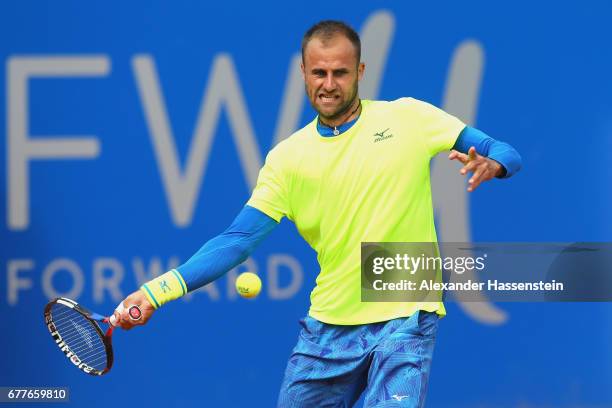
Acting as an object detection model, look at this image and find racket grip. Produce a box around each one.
[109,303,143,326]
[109,303,125,327]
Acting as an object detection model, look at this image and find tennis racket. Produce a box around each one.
[44,297,142,376]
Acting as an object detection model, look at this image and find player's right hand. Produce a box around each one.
[112,289,156,330]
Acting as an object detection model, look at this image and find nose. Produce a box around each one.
[323,73,335,92]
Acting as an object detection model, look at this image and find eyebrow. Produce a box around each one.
[310,68,350,74]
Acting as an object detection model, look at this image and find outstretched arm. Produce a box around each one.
[449,126,522,192]
[113,205,278,329]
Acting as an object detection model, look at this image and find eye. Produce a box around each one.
[334,70,348,77]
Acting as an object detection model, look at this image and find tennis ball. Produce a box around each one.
[235,272,262,299]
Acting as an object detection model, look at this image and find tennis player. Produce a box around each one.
[114,20,521,407]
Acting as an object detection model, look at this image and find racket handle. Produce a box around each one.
[109,303,143,326]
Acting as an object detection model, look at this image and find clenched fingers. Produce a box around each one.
[112,290,155,330]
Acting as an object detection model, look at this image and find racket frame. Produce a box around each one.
[44,297,114,376]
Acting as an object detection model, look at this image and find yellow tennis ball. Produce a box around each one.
[235,272,262,299]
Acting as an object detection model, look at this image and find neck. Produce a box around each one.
[319,98,361,128]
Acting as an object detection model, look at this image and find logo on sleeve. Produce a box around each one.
[373,128,393,142]
[159,280,171,293]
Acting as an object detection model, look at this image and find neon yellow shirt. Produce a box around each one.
[247,98,465,325]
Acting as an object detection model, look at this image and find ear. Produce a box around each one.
[357,62,365,81]
[300,62,305,80]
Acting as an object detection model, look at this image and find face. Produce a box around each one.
[301,35,365,122]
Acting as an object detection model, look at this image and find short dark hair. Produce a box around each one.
[301,20,361,65]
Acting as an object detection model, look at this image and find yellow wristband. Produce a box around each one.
[140,269,188,309]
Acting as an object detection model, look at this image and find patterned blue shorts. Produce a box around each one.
[277,310,439,408]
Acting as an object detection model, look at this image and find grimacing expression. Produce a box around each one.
[301,35,365,121]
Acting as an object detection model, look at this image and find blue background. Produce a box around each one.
[1,1,611,407]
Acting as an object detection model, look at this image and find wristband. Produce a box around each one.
[140,269,188,309]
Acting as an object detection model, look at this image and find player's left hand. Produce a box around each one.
[449,146,504,192]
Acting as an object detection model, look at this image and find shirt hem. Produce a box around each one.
[308,303,446,326]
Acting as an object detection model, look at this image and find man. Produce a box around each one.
[114,20,521,407]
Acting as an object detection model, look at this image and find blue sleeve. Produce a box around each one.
[452,126,522,178]
[176,205,278,291]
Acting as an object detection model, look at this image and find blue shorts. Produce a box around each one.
[277,310,439,408]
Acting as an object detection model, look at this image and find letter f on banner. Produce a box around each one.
[7,56,108,230]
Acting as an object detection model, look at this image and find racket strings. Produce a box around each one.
[50,304,108,371]
[52,309,102,349]
[53,319,98,349]
[52,320,103,357]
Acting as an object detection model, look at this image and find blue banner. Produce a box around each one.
[1,1,611,407]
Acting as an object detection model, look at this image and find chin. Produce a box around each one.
[316,105,340,119]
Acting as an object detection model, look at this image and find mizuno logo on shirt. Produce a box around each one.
[374,128,393,142]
